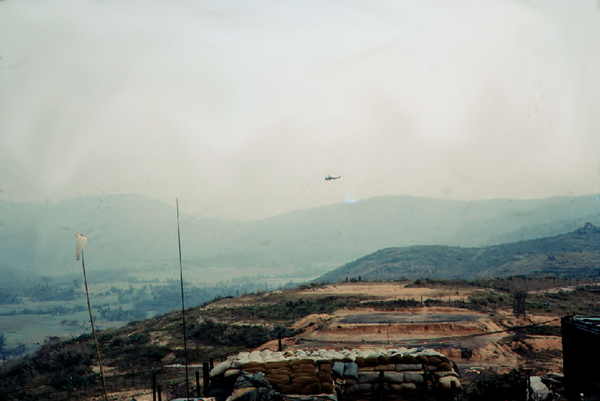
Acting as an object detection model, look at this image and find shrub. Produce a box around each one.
[461,368,529,401]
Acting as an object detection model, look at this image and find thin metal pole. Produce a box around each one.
[82,251,108,401]
[177,199,190,400]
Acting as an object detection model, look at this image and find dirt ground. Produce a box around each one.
[85,282,564,401]
[202,282,564,377]
[305,282,473,301]
[284,283,564,376]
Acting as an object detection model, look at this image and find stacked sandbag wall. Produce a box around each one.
[208,348,461,401]
[336,349,461,401]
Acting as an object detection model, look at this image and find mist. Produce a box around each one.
[0,0,599,220]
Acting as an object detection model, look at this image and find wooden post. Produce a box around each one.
[203,362,210,397]
[379,370,385,401]
[210,357,214,370]
[157,384,163,401]
[451,378,457,401]
[196,370,201,398]
[278,331,283,351]
[153,373,157,401]
[422,364,429,401]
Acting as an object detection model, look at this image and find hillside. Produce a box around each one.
[316,223,600,282]
[2,278,599,400]
[2,194,600,285]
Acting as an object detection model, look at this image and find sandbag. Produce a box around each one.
[243,362,266,368]
[383,372,404,384]
[404,372,424,384]
[211,360,233,378]
[439,376,462,391]
[437,362,452,372]
[265,374,291,383]
[434,371,459,379]
[332,361,345,378]
[291,372,318,380]
[225,369,242,378]
[290,359,315,367]
[303,382,321,395]
[428,356,442,366]
[322,382,334,394]
[401,355,418,364]
[291,366,317,374]
[365,356,379,366]
[345,383,375,395]
[267,361,291,369]
[279,383,308,394]
[399,383,418,392]
[395,364,422,372]
[378,356,390,365]
[344,363,359,381]
[390,355,404,364]
[318,372,333,382]
[291,376,320,386]
[358,373,380,384]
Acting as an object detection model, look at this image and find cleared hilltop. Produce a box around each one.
[2,277,598,400]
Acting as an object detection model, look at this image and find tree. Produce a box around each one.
[513,291,527,318]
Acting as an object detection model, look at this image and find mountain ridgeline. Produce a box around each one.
[2,194,600,284]
[316,223,600,282]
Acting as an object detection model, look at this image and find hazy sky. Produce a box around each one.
[0,0,599,220]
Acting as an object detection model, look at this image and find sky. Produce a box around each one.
[0,0,599,220]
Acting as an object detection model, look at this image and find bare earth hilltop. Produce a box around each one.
[2,277,592,400]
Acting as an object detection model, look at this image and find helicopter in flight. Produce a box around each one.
[325,175,341,181]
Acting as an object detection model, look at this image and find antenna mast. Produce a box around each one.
[177,199,190,400]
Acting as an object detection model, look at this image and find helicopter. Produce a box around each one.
[325,175,341,181]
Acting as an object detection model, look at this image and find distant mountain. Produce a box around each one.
[1,194,600,284]
[315,223,600,282]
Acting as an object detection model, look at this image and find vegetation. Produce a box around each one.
[0,337,96,399]
[317,223,600,282]
[203,295,358,322]
[189,319,296,348]
[461,368,530,401]
[2,272,595,400]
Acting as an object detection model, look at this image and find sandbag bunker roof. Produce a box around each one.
[208,348,462,401]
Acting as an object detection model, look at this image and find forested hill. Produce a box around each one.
[316,223,600,282]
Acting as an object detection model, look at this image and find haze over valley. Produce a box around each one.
[1,1,600,398]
